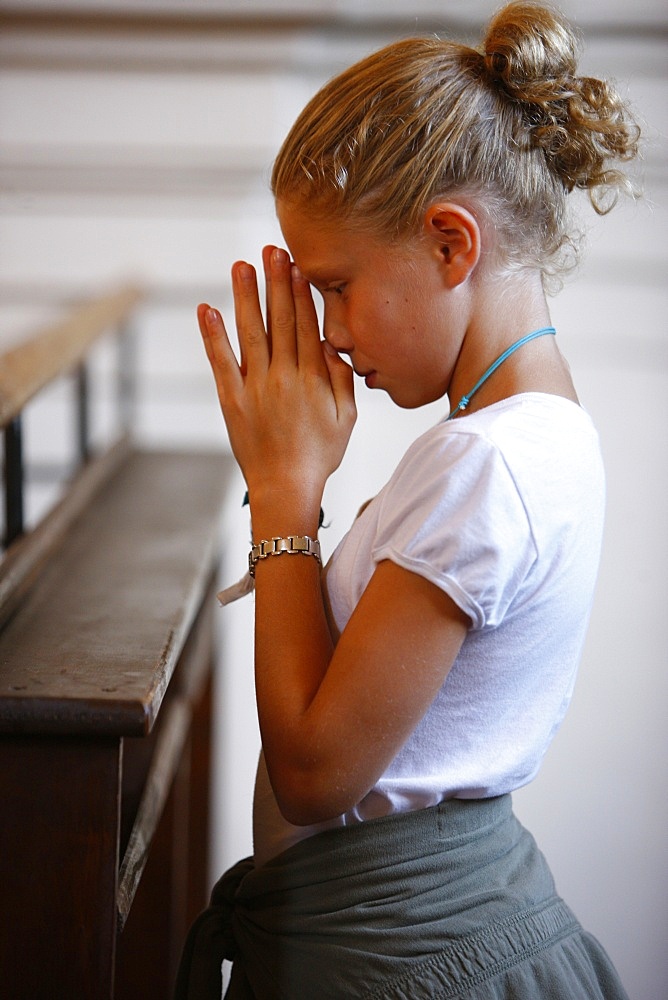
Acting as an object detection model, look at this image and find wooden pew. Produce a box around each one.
[0,289,232,999]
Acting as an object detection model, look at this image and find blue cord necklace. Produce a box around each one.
[446,326,556,421]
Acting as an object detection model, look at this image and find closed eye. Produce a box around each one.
[325,284,346,296]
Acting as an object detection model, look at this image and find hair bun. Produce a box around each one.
[482,1,639,200]
[483,1,579,101]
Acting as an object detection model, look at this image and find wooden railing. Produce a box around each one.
[0,288,231,999]
[0,285,142,428]
[1,285,143,549]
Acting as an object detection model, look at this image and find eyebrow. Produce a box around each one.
[298,271,335,292]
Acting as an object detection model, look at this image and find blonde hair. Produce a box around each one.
[271,1,640,282]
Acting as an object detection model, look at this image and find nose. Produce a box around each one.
[323,309,354,356]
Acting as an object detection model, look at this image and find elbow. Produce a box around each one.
[270,764,363,827]
[277,797,337,828]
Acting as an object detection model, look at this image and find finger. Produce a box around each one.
[266,247,298,365]
[262,245,275,354]
[196,301,224,371]
[322,341,357,425]
[197,302,243,402]
[290,265,326,370]
[231,261,269,376]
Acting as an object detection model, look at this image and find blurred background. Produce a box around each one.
[0,2,665,997]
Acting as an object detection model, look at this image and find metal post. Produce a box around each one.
[3,415,24,548]
[75,362,91,464]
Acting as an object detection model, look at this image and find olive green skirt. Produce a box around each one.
[175,795,628,1000]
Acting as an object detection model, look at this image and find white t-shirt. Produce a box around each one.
[253,394,605,865]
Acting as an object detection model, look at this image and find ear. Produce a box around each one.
[423,203,481,288]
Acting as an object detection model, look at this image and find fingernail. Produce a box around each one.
[272,248,288,266]
[206,308,219,326]
[323,341,337,356]
[291,264,305,283]
[237,262,253,281]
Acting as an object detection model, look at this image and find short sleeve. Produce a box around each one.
[371,428,537,629]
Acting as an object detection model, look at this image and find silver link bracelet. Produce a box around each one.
[248,535,321,577]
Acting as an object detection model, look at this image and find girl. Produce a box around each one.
[177,3,639,997]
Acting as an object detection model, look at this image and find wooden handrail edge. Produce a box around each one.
[0,284,145,428]
[116,695,192,928]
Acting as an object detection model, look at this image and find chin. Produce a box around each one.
[387,387,447,410]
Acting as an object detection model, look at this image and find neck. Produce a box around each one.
[447,274,555,416]
[446,327,556,420]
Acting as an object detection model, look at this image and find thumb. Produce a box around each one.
[322,341,357,424]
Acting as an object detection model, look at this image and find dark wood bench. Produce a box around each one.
[0,290,232,999]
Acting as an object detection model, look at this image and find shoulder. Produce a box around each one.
[390,393,602,489]
[446,394,606,515]
[370,394,604,624]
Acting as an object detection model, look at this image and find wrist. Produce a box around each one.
[245,483,324,541]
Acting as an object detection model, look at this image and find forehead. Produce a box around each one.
[277,198,347,247]
[276,199,362,275]
[276,198,413,285]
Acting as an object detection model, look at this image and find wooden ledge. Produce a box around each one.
[0,448,232,737]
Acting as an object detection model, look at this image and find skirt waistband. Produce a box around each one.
[250,794,516,889]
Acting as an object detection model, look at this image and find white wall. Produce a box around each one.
[1,4,666,997]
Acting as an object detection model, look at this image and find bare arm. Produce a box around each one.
[253,554,468,825]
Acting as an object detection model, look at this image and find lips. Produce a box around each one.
[353,366,378,388]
